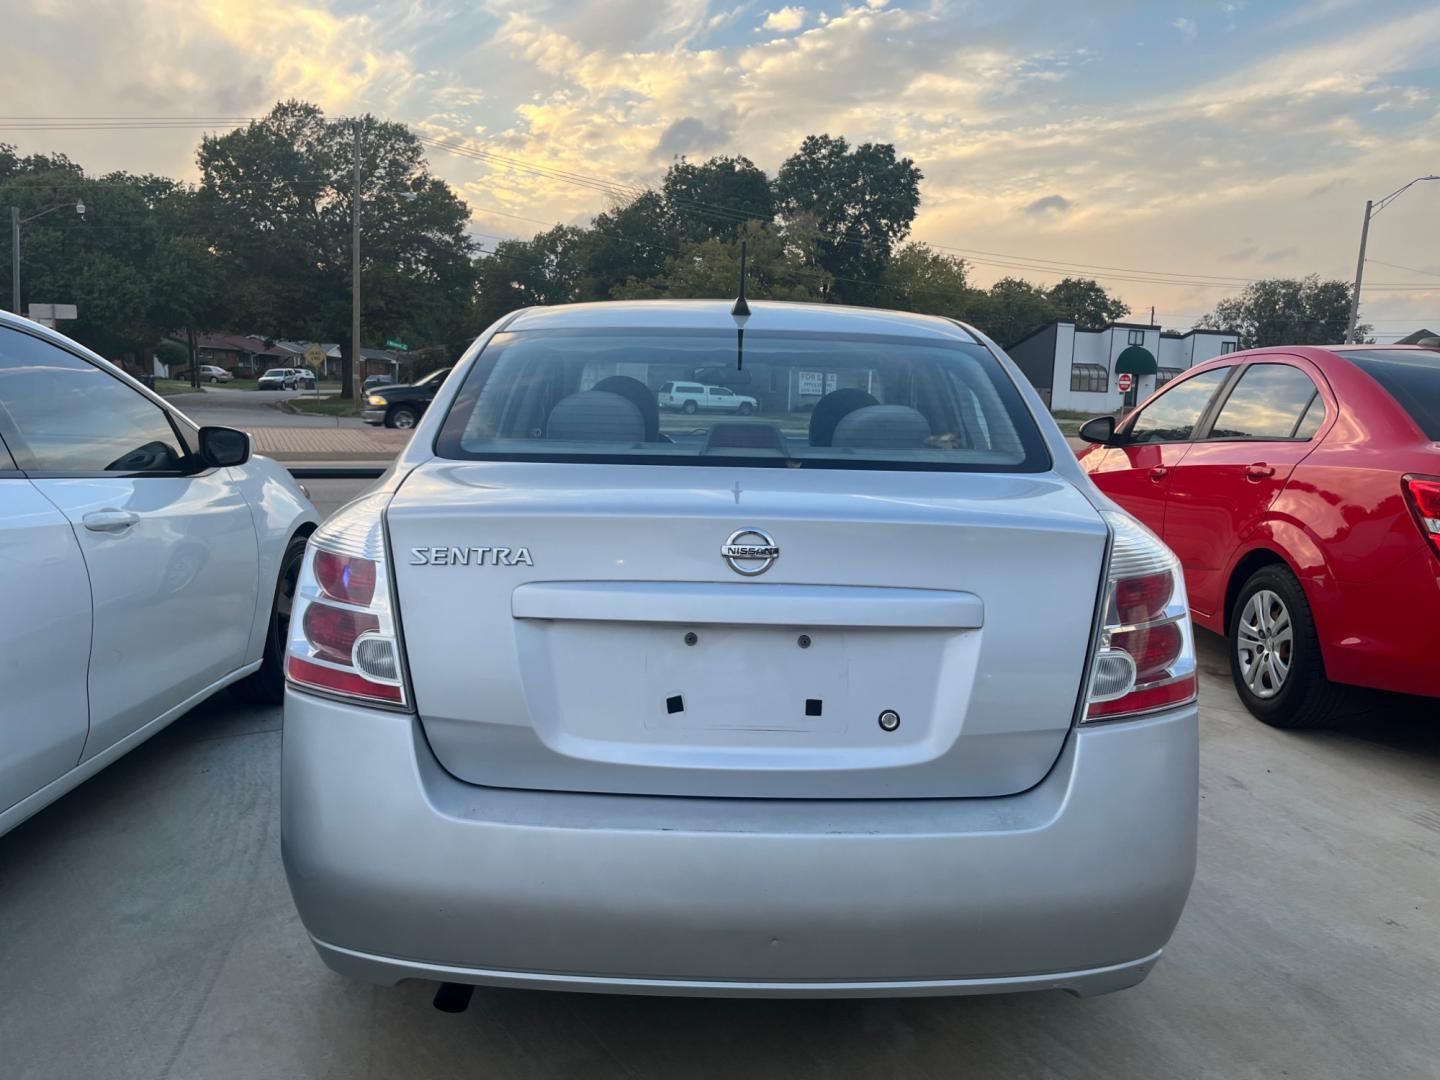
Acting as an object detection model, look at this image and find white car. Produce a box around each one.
[257,368,315,390]
[659,381,758,414]
[0,312,318,837]
[282,300,1198,1001]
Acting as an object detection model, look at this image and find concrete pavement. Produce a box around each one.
[1,619,1436,1078]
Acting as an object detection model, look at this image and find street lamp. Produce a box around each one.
[1346,175,1439,343]
[9,198,85,315]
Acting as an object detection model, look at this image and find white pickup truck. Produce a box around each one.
[659,381,758,415]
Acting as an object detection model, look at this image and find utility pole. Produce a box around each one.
[1345,200,1372,345]
[351,121,363,406]
[10,207,19,314]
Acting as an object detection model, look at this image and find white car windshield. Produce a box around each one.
[436,328,1048,472]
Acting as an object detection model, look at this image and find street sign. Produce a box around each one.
[1117,372,1134,394]
[385,339,409,351]
[304,344,327,368]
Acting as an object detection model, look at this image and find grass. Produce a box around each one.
[152,379,201,398]
[285,395,362,417]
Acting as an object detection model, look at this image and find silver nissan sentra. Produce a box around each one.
[281,300,1198,999]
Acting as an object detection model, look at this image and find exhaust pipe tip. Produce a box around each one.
[432,981,475,1013]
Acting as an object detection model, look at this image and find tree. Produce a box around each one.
[473,225,589,327]
[197,101,476,394]
[774,134,922,303]
[970,277,1058,347]
[879,243,972,316]
[1198,276,1367,348]
[662,155,775,243]
[612,219,826,302]
[1046,277,1129,330]
[582,191,676,299]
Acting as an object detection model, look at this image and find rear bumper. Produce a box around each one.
[281,693,1198,998]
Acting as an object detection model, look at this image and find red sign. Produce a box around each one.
[1117,372,1134,393]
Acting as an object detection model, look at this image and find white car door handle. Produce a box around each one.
[82,509,140,533]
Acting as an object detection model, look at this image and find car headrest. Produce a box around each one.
[809,388,879,446]
[592,375,661,441]
[831,405,932,450]
[545,390,645,444]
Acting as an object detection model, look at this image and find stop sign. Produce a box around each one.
[1117,372,1134,394]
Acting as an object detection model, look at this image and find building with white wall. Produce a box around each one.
[1007,321,1240,412]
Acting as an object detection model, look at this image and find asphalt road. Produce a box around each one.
[169,386,368,430]
[2,486,1436,1079]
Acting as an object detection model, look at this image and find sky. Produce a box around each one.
[2,0,1440,339]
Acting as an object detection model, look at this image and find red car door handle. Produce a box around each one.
[1149,466,1169,482]
[1245,463,1275,481]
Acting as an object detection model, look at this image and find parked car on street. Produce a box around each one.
[659,380,759,414]
[1078,345,1440,729]
[258,368,297,390]
[198,364,234,383]
[283,300,1199,1001]
[0,312,318,838]
[361,366,452,429]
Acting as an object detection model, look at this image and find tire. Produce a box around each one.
[738,402,754,416]
[682,400,698,415]
[208,376,218,384]
[1227,564,1350,729]
[387,405,419,429]
[232,533,308,706]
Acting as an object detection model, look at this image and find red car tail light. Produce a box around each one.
[1083,512,1197,722]
[287,494,410,709]
[1402,475,1440,559]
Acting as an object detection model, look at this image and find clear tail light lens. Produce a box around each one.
[1083,511,1197,722]
[287,493,409,709]
[1402,475,1440,559]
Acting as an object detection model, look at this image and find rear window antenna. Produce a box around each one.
[732,240,750,370]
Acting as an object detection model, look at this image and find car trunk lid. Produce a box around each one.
[387,461,1107,798]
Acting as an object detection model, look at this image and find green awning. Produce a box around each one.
[1115,345,1158,375]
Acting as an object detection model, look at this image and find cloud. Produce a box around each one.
[1260,246,1300,263]
[1023,194,1072,216]
[761,6,807,33]
[653,112,738,159]
[1171,17,1198,39]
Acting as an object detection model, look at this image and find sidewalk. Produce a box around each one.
[247,426,410,462]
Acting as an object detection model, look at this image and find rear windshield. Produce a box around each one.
[1344,350,1440,439]
[434,328,1050,472]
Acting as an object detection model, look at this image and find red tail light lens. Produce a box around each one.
[302,603,379,664]
[313,549,376,606]
[1084,513,1197,722]
[286,494,409,709]
[1403,475,1440,558]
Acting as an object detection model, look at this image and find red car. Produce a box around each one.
[1077,345,1439,729]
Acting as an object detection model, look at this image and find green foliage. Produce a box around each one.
[1046,276,1130,330]
[1198,276,1368,348]
[197,101,477,390]
[879,243,971,315]
[473,225,590,327]
[774,134,923,302]
[613,219,826,302]
[662,155,774,242]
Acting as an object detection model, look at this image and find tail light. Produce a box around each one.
[1083,512,1197,722]
[287,493,410,709]
[1402,475,1440,559]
